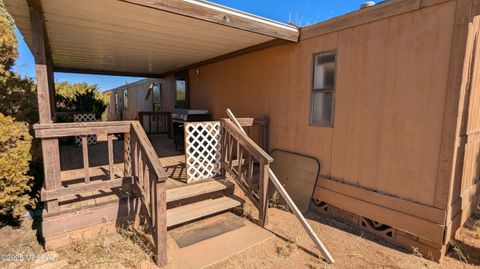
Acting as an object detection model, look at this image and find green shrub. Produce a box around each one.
[0,113,33,217]
[55,82,108,122]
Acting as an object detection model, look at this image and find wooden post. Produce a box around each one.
[28,0,54,124]
[28,0,59,213]
[124,132,131,177]
[154,180,167,267]
[41,138,60,213]
[259,161,269,226]
[82,136,90,183]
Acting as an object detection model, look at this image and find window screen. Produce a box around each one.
[311,52,336,126]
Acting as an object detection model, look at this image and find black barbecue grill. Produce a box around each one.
[171,109,210,151]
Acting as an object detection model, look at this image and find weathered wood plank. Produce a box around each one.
[124,132,131,177]
[154,181,167,267]
[42,197,135,237]
[40,138,60,213]
[166,196,242,228]
[258,161,269,226]
[166,180,233,203]
[35,125,131,138]
[27,0,53,124]
[40,177,134,202]
[82,136,90,183]
[108,134,114,180]
[120,0,299,41]
[317,177,446,225]
[315,186,445,246]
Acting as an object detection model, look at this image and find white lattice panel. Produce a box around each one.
[73,113,97,146]
[185,121,222,183]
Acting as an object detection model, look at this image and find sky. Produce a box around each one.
[12,0,370,92]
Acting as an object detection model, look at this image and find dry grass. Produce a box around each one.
[268,191,290,212]
[57,225,153,269]
[449,240,469,264]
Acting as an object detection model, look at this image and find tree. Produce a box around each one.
[55,81,108,122]
[0,1,37,124]
[0,114,32,217]
[0,1,36,219]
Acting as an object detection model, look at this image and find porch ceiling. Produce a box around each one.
[5,0,299,77]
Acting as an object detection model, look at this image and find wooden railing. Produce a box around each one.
[35,121,133,211]
[129,121,168,266]
[235,116,269,151]
[138,111,172,137]
[221,118,273,226]
[34,121,168,266]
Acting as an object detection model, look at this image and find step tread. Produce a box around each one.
[167,196,242,228]
[166,180,233,203]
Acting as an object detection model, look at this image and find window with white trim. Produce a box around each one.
[311,52,336,127]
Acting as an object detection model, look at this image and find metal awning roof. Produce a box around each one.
[5,0,299,77]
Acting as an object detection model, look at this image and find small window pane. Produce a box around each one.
[314,53,336,90]
[123,89,128,109]
[153,84,162,112]
[311,92,333,126]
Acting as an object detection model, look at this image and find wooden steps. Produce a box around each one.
[167,196,243,228]
[166,179,234,204]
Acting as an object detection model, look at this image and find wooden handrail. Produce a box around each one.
[34,121,133,138]
[129,120,167,266]
[131,121,168,182]
[222,119,273,163]
[221,118,273,226]
[226,109,335,264]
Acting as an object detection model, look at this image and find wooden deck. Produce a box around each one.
[57,134,188,213]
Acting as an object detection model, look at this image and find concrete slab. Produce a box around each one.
[167,219,274,269]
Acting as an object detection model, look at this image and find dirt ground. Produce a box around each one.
[0,204,479,269]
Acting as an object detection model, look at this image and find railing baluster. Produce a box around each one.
[130,133,137,180]
[108,134,114,180]
[247,153,254,187]
[144,155,150,203]
[138,151,144,188]
[237,145,243,179]
[82,135,90,183]
[228,133,234,168]
[124,132,131,177]
[148,114,152,134]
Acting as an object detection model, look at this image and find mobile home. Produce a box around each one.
[5,0,480,265]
